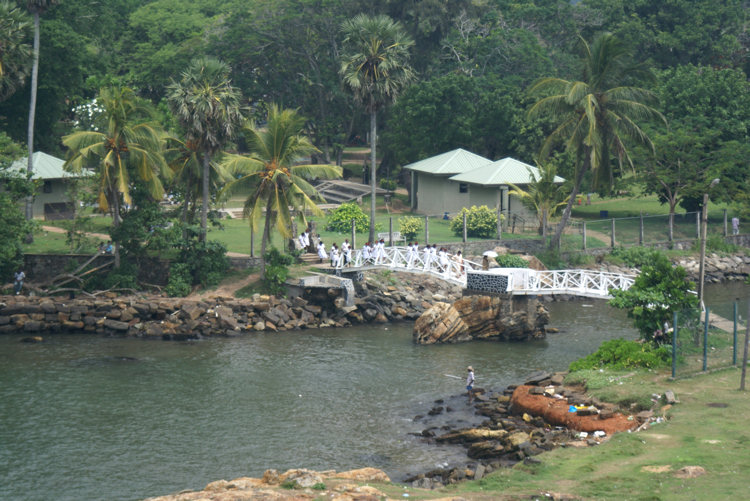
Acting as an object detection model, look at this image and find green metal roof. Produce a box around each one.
[448,157,565,186]
[9,152,86,179]
[403,148,492,175]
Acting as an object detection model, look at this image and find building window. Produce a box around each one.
[43,181,52,193]
[459,183,468,193]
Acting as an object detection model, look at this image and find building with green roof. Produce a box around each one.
[9,152,90,220]
[404,151,565,225]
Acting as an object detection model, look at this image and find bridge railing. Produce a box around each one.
[341,245,482,285]
[510,269,636,297]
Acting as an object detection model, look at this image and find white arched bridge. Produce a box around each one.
[331,245,635,299]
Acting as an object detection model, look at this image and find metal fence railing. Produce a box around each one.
[670,301,750,378]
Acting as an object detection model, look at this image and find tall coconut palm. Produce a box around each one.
[527,33,665,250]
[507,162,570,239]
[24,0,57,234]
[340,14,415,243]
[0,0,31,101]
[167,56,243,242]
[165,136,233,225]
[220,105,342,275]
[62,86,170,267]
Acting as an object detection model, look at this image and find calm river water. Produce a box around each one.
[1,282,748,501]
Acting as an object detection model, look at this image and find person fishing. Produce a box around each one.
[466,366,475,403]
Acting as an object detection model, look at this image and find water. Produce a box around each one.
[0,283,744,501]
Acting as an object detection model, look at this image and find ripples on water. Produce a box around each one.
[1,283,745,501]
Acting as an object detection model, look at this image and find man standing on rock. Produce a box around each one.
[466,366,475,403]
[14,270,25,295]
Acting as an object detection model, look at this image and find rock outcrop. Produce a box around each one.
[413,295,548,344]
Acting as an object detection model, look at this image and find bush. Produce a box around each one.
[263,247,293,295]
[398,215,423,241]
[326,202,369,233]
[608,246,662,268]
[569,338,671,371]
[495,254,529,268]
[450,205,498,238]
[165,262,193,297]
[379,178,397,191]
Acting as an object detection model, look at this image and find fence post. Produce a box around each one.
[351,219,356,250]
[703,307,709,371]
[389,217,393,246]
[696,211,700,239]
[740,300,750,390]
[733,300,738,366]
[496,205,502,241]
[424,216,429,245]
[672,311,678,378]
[582,221,587,251]
[724,209,728,237]
[463,212,467,243]
[610,218,616,248]
[639,211,644,245]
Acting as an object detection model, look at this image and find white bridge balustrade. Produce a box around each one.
[334,245,635,298]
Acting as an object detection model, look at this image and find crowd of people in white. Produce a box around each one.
[299,229,469,279]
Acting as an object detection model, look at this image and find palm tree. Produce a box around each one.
[167,56,243,242]
[24,0,57,233]
[0,0,31,101]
[220,105,342,275]
[340,14,415,243]
[165,136,233,225]
[507,162,570,239]
[62,86,170,267]
[527,33,665,250]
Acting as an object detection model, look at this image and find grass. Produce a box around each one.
[435,366,750,500]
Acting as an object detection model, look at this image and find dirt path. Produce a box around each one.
[41,225,110,241]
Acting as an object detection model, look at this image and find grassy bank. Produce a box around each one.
[439,366,750,500]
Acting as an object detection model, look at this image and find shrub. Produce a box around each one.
[398,215,423,241]
[326,202,369,233]
[495,254,528,268]
[569,338,671,371]
[263,247,294,295]
[450,205,498,238]
[379,178,397,191]
[608,246,662,268]
[165,262,193,297]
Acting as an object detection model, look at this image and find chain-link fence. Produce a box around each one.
[670,301,749,378]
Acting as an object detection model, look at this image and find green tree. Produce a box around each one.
[62,86,170,267]
[527,32,664,250]
[609,250,699,343]
[340,14,415,243]
[24,0,58,228]
[507,162,569,238]
[0,0,31,101]
[220,105,342,275]
[0,133,33,281]
[167,56,243,242]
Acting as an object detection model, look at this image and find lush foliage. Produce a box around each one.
[0,0,31,101]
[262,247,293,296]
[450,205,498,238]
[0,135,33,280]
[398,215,423,241]
[507,162,569,234]
[609,250,699,342]
[326,202,370,234]
[609,246,663,268]
[495,254,529,268]
[378,178,397,191]
[569,338,671,371]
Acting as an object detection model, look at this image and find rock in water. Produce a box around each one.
[413,295,548,344]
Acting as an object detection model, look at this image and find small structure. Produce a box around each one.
[404,151,564,223]
[9,152,90,220]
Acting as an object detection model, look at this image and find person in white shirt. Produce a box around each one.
[438,247,449,274]
[342,239,351,266]
[422,244,431,271]
[317,240,328,262]
[429,244,438,271]
[362,242,371,264]
[331,243,340,268]
[406,242,415,268]
[298,232,307,251]
[466,366,475,403]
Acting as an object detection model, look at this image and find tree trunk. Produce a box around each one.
[668,201,676,243]
[200,152,211,242]
[260,198,273,277]
[111,190,121,269]
[369,110,377,244]
[24,12,41,241]
[549,153,589,250]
